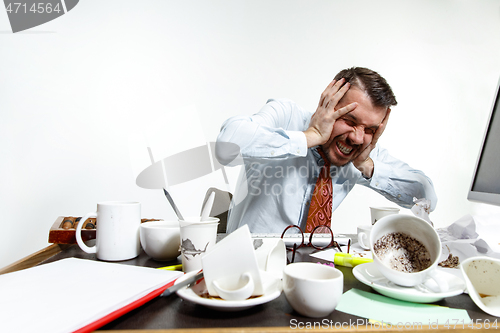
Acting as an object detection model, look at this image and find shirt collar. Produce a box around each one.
[311,147,326,167]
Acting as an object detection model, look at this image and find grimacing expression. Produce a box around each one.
[323,87,387,167]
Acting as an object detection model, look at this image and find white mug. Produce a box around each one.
[76,201,141,261]
[283,262,343,318]
[357,225,372,250]
[370,206,399,225]
[370,214,447,292]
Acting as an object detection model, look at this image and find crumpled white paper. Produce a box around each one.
[411,197,433,226]
[437,214,500,265]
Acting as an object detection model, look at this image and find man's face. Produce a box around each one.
[323,87,387,167]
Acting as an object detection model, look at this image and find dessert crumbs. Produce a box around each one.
[373,232,431,273]
[438,253,460,268]
[199,291,262,300]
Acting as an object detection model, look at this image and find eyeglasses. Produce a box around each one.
[280,224,345,264]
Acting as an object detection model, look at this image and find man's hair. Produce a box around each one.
[333,67,397,108]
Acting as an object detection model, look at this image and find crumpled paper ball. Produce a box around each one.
[411,197,433,227]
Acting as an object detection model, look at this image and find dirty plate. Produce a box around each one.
[175,270,281,311]
[353,262,465,303]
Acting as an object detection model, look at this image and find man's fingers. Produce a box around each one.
[333,102,357,119]
[352,148,367,163]
[319,78,346,107]
[372,108,391,143]
[382,108,391,125]
[325,80,349,109]
[322,102,357,148]
[319,80,336,106]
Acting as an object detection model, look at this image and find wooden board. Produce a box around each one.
[48,216,160,244]
[0,243,70,275]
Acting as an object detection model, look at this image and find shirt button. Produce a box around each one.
[375,182,379,186]
[397,194,401,198]
[296,149,300,154]
[271,150,275,156]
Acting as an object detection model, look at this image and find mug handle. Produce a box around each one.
[75,212,97,254]
[358,232,369,250]
[212,272,255,301]
[426,269,449,293]
[266,239,286,278]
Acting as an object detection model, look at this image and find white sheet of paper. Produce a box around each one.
[337,289,471,325]
[0,258,182,333]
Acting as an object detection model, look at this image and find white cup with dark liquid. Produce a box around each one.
[370,214,448,292]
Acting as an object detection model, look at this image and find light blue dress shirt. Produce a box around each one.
[217,99,437,234]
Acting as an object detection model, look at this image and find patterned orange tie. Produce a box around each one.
[305,148,333,232]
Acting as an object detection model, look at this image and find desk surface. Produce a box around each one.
[3,238,498,332]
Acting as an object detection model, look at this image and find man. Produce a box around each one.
[216,67,437,233]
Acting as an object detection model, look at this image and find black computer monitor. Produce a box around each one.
[468,77,500,206]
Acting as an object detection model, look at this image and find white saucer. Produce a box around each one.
[353,262,465,303]
[175,271,282,311]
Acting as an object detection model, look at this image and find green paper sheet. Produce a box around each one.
[336,289,471,328]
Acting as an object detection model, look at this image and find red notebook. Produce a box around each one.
[73,279,177,333]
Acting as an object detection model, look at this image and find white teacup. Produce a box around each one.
[283,262,343,318]
[370,214,447,292]
[76,201,141,261]
[370,206,399,225]
[140,221,181,261]
[357,225,372,250]
[202,225,264,300]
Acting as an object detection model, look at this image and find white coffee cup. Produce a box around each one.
[357,225,372,250]
[370,214,447,292]
[179,216,219,273]
[370,206,399,225]
[76,201,141,261]
[202,225,264,300]
[140,221,181,261]
[283,262,343,318]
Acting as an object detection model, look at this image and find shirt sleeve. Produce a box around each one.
[357,145,438,211]
[216,99,309,165]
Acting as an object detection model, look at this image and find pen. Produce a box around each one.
[157,264,183,271]
[160,271,204,297]
[333,253,372,267]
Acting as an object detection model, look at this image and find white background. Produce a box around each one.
[1,0,500,269]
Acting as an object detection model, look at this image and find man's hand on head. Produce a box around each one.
[352,108,391,178]
[304,79,358,148]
